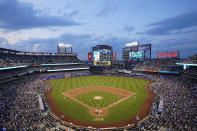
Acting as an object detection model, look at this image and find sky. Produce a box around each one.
[0,0,197,60]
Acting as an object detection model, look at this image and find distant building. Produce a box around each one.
[57,43,72,54]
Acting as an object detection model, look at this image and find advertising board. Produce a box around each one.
[122,47,131,52]
[112,52,116,61]
[16,52,25,55]
[88,52,92,61]
[34,53,43,56]
[93,61,111,66]
[130,46,138,52]
[25,52,33,55]
[129,51,144,59]
[122,46,138,60]
[138,44,151,51]
[157,51,178,58]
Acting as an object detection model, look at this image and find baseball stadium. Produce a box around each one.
[1,0,197,130]
[0,42,196,131]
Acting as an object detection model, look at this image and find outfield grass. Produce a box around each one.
[77,90,120,107]
[47,75,150,123]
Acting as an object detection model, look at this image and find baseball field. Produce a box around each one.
[45,75,154,128]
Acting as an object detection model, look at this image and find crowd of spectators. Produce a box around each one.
[0,64,89,80]
[188,54,197,62]
[129,75,197,130]
[0,66,197,130]
[182,66,197,79]
[0,73,78,130]
[0,68,34,80]
[181,60,197,64]
[134,60,183,72]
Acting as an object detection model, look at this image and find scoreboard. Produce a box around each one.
[93,49,112,66]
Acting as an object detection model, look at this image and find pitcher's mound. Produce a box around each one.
[94,96,102,100]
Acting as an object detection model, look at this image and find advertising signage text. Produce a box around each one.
[157,51,178,58]
[130,51,144,59]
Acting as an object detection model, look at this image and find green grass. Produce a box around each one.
[77,90,120,107]
[47,75,150,123]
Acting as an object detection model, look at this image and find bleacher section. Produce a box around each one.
[134,60,183,74]
[182,66,197,79]
[0,47,90,80]
[0,63,89,80]
[0,47,80,68]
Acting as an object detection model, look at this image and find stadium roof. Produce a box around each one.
[176,63,197,66]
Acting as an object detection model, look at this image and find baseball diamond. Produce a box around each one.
[45,75,155,128]
[63,86,134,117]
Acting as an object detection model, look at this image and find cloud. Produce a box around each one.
[145,11,197,35]
[2,32,197,60]
[152,39,196,50]
[68,10,79,19]
[151,38,197,58]
[2,33,133,60]
[171,29,197,35]
[96,0,119,17]
[0,0,80,30]
[123,24,134,33]
[9,33,95,54]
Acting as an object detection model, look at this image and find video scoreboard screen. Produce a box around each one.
[93,49,111,66]
[129,51,144,59]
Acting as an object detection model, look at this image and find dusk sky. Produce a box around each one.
[0,0,197,60]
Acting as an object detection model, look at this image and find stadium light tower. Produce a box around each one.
[57,43,72,54]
